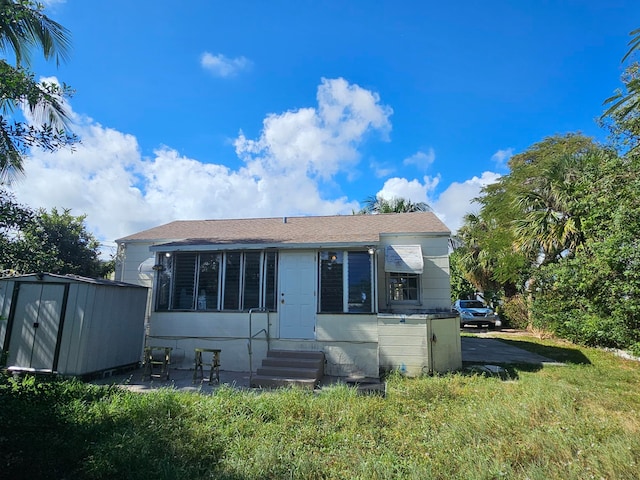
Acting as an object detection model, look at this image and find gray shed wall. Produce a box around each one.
[0,274,147,376]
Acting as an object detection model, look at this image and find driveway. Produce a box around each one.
[461,335,561,365]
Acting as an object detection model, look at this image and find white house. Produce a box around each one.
[115,212,461,379]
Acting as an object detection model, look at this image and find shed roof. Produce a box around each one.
[117,212,450,247]
[0,273,147,288]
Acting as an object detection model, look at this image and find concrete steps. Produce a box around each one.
[250,350,325,389]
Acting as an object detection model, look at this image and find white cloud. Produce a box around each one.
[403,148,435,170]
[432,171,501,233]
[10,73,499,257]
[41,0,66,8]
[376,176,439,204]
[369,159,395,178]
[235,77,392,181]
[200,52,252,77]
[11,77,392,255]
[491,148,513,169]
[371,171,501,234]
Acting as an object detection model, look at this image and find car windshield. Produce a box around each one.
[460,300,486,308]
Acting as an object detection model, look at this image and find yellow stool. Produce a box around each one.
[193,348,221,384]
[142,346,172,380]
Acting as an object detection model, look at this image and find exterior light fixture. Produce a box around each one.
[367,246,376,255]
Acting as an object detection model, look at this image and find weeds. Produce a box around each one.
[1,338,639,479]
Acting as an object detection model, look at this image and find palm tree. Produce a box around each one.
[602,27,640,123]
[356,195,431,214]
[0,0,73,183]
[511,153,585,264]
[0,0,71,67]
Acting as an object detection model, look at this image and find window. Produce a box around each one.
[156,254,172,310]
[387,272,419,302]
[264,251,277,311]
[319,250,373,313]
[242,251,261,310]
[223,252,241,310]
[197,253,221,310]
[320,251,344,312]
[155,251,277,312]
[348,252,372,312]
[173,253,197,309]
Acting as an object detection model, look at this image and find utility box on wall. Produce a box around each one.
[0,273,148,378]
[377,313,462,376]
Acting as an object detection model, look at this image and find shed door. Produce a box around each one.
[7,283,66,370]
[279,251,316,339]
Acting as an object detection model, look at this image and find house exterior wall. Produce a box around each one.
[115,240,159,328]
[115,232,454,378]
[316,313,378,377]
[0,278,16,361]
[377,234,451,313]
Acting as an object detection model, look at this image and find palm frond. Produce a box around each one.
[621,27,640,64]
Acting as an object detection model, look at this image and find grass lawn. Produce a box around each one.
[1,335,638,480]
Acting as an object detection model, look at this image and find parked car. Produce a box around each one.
[453,299,501,329]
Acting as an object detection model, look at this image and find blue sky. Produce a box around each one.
[10,0,640,255]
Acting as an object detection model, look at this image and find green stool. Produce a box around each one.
[193,348,221,384]
[142,346,172,380]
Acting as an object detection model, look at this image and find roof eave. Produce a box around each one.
[149,241,381,252]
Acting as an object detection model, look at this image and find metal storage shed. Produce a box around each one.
[0,273,148,378]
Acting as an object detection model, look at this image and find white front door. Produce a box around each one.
[278,251,316,339]
[7,283,66,370]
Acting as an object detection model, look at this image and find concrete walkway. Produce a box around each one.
[91,333,560,393]
[461,336,560,365]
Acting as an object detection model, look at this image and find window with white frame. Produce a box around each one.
[387,272,420,303]
[155,251,277,311]
[318,250,373,313]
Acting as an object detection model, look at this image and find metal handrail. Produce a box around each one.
[248,308,270,385]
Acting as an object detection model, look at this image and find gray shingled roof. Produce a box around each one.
[117,212,450,247]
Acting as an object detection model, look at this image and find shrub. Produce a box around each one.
[499,294,530,329]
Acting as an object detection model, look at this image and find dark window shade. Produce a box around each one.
[156,254,172,310]
[223,252,241,310]
[320,251,343,312]
[198,253,220,310]
[173,253,197,309]
[264,252,277,311]
[243,251,261,309]
[348,252,372,312]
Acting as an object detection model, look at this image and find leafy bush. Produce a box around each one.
[499,294,530,329]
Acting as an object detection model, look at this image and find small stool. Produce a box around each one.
[142,346,172,380]
[193,348,221,384]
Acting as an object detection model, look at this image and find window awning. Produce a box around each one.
[137,257,156,274]
[384,245,424,274]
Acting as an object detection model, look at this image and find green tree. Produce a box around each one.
[16,207,110,277]
[0,194,112,278]
[602,27,640,134]
[356,195,430,214]
[448,248,475,303]
[0,187,32,274]
[530,151,640,352]
[0,0,76,183]
[506,134,602,264]
[453,134,606,328]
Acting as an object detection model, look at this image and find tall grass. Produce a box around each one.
[1,337,639,479]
